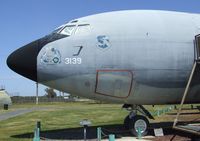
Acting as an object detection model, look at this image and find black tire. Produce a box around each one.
[129,115,149,136]
[124,115,130,129]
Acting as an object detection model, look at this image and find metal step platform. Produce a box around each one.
[174,124,200,135]
[173,34,200,135]
[173,61,200,135]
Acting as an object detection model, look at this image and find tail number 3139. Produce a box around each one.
[64,58,82,65]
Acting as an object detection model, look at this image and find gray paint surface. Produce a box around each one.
[7,10,200,105]
[37,10,200,105]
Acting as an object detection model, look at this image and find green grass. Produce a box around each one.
[0,102,129,141]
[0,102,189,141]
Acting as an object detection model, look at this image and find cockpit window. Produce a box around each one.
[75,24,90,36]
[60,25,76,36]
[52,27,63,34]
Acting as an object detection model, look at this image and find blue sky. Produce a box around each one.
[1,0,200,96]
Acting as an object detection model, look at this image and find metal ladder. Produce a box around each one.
[173,34,200,134]
[173,61,200,135]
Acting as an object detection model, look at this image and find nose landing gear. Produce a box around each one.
[123,104,153,136]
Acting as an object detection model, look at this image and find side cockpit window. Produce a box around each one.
[58,23,90,36]
[60,25,76,36]
[75,24,90,36]
[52,27,63,34]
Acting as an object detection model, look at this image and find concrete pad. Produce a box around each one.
[102,136,154,141]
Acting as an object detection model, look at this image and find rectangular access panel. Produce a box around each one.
[95,70,133,98]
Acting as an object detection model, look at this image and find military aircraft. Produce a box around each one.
[7,10,200,136]
[0,89,12,109]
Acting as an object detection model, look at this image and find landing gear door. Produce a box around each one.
[195,34,200,60]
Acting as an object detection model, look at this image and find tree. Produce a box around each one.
[45,88,57,98]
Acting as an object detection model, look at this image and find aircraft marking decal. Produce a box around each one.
[40,47,61,65]
[97,35,110,49]
[73,46,83,56]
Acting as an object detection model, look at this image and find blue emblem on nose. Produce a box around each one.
[40,47,61,65]
[97,35,110,49]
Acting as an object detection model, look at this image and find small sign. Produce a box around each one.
[80,119,91,126]
[154,128,164,136]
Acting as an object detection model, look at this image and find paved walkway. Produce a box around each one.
[0,107,48,121]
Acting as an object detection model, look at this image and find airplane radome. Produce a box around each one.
[7,10,200,136]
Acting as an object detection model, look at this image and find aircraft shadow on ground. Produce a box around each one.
[11,122,195,140]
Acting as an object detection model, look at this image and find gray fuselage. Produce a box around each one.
[7,10,200,105]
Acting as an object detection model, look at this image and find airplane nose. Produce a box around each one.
[7,33,67,82]
[7,40,40,82]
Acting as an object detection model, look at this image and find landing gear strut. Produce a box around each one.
[123,104,153,136]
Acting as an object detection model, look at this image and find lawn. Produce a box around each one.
[0,102,129,141]
[0,101,188,141]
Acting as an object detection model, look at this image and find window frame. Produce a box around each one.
[74,24,91,36]
[60,25,77,36]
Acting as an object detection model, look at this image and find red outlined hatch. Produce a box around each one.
[95,70,133,98]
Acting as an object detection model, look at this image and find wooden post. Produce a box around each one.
[36,82,38,105]
[97,127,101,141]
[109,134,115,141]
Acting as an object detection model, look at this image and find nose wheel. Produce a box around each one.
[124,114,149,136]
[123,104,151,136]
[129,115,149,136]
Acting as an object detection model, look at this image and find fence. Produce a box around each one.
[11,96,75,103]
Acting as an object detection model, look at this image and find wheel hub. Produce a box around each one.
[134,119,147,133]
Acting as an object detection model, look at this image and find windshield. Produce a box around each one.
[52,27,63,34]
[60,25,76,36]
